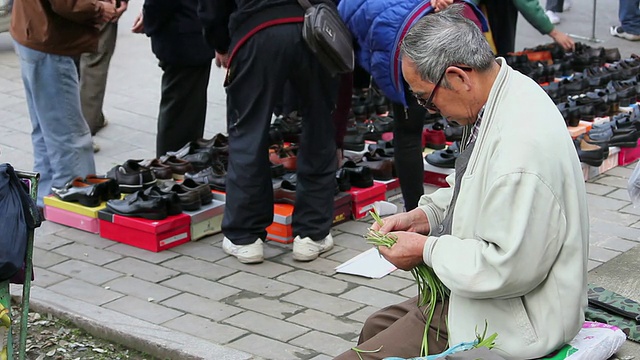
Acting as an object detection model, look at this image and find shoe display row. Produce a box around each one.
[425,142,460,169]
[52,175,121,207]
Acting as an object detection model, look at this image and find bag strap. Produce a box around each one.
[588,297,640,323]
[297,0,313,10]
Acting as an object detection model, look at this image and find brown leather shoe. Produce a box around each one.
[361,158,394,181]
[181,178,213,205]
[273,180,296,205]
[269,144,298,171]
[140,159,174,183]
[160,155,194,180]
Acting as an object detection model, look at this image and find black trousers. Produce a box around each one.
[484,0,519,56]
[156,62,212,157]
[223,23,338,245]
[391,82,426,211]
[546,0,565,12]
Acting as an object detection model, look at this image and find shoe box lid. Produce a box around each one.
[44,195,107,218]
[423,159,456,175]
[374,178,400,191]
[182,200,225,223]
[98,210,190,233]
[347,182,386,203]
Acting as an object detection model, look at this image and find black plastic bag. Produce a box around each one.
[0,163,41,281]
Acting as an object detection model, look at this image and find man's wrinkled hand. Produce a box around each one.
[100,0,117,23]
[112,0,128,22]
[371,209,431,235]
[377,231,428,271]
[131,11,144,33]
[430,0,454,12]
[215,52,229,68]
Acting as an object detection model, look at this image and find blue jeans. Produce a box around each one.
[620,0,640,35]
[13,40,96,206]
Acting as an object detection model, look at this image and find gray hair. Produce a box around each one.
[400,4,495,88]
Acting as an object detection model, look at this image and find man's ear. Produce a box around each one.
[447,67,471,91]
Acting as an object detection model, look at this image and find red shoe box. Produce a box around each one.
[374,178,401,198]
[44,205,100,234]
[618,139,640,166]
[183,200,225,241]
[347,182,386,219]
[267,192,354,243]
[266,204,294,244]
[98,210,191,252]
[333,192,352,226]
[423,160,454,188]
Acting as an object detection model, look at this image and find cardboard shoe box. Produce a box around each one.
[618,139,640,166]
[333,192,352,226]
[374,178,401,199]
[98,210,191,252]
[183,200,225,241]
[423,160,454,188]
[347,182,386,220]
[266,204,294,244]
[43,195,106,233]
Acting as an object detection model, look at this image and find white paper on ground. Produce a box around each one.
[335,247,397,278]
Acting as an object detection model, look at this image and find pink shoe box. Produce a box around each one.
[182,200,225,241]
[44,205,100,234]
[347,182,386,220]
[98,210,191,252]
[423,159,454,188]
[618,139,640,166]
[374,178,401,198]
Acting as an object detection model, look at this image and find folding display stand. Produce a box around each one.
[0,169,38,360]
[568,0,603,43]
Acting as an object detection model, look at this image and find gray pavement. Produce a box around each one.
[1,2,640,359]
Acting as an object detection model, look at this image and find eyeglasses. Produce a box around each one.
[414,66,473,112]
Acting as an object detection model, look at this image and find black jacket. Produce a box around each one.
[198,0,332,55]
[144,0,214,66]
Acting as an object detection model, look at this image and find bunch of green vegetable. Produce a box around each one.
[365,210,450,356]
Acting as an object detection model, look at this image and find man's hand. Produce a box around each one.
[100,0,117,23]
[112,0,128,22]
[378,231,429,271]
[430,0,454,12]
[549,29,575,51]
[215,52,229,68]
[371,208,431,235]
[131,10,144,33]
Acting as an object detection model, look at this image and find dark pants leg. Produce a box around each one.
[156,62,212,157]
[391,82,426,211]
[222,23,338,245]
[334,297,449,359]
[546,0,564,12]
[484,0,519,56]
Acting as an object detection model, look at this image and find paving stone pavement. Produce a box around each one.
[1,2,640,359]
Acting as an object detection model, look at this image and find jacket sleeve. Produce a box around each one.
[48,0,102,24]
[417,173,454,234]
[512,0,554,34]
[142,0,180,36]
[198,0,234,54]
[427,171,567,299]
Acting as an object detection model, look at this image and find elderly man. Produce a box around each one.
[335,5,588,360]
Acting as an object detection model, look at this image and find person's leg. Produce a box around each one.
[484,0,518,56]
[13,41,95,206]
[222,25,292,245]
[545,0,564,12]
[79,22,118,135]
[156,62,211,157]
[334,72,354,151]
[289,23,339,243]
[619,0,640,35]
[334,297,449,359]
[392,83,426,211]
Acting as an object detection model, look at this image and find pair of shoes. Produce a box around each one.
[611,26,640,41]
[340,160,374,188]
[223,237,264,264]
[425,142,460,169]
[159,155,195,180]
[107,160,157,193]
[293,233,334,261]
[106,188,171,220]
[52,175,120,207]
[92,139,100,153]
[184,161,226,191]
[545,10,561,25]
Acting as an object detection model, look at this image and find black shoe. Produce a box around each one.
[180,178,214,205]
[83,175,121,201]
[273,180,297,205]
[336,168,351,191]
[158,183,201,211]
[106,190,168,220]
[185,162,226,191]
[574,138,606,167]
[143,186,183,215]
[52,177,102,207]
[106,160,157,193]
[341,160,374,188]
[425,143,459,169]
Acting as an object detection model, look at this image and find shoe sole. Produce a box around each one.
[222,247,263,264]
[107,207,168,220]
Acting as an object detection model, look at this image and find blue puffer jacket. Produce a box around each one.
[338,0,488,106]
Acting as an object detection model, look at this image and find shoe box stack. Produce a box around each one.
[422,117,462,187]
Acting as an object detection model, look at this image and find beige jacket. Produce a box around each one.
[419,59,589,358]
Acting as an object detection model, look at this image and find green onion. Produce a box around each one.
[474,320,498,349]
[365,209,450,356]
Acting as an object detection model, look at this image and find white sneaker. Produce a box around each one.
[563,0,571,11]
[222,237,264,264]
[545,10,561,25]
[92,139,100,153]
[293,234,334,261]
[611,25,640,41]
